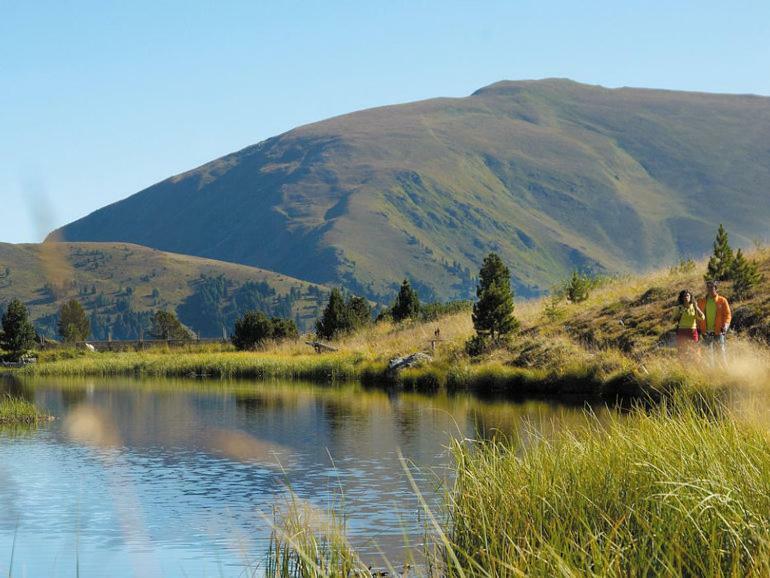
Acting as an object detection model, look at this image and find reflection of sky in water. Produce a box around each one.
[0,377,606,577]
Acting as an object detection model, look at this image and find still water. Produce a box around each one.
[0,376,608,577]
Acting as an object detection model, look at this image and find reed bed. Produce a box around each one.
[445,400,770,577]
[0,394,50,424]
[24,351,364,382]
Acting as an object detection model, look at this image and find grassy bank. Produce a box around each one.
[445,400,770,576]
[24,351,365,382]
[19,247,770,401]
[261,397,770,577]
[0,395,50,424]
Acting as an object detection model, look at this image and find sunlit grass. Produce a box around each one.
[0,394,50,424]
[445,399,770,576]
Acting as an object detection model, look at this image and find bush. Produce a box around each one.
[232,311,298,350]
[150,310,192,340]
[465,335,492,357]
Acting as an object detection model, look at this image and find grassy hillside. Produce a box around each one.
[50,79,770,302]
[24,247,770,402]
[0,242,327,338]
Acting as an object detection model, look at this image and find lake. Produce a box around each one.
[0,376,609,577]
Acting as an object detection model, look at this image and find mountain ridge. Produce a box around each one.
[0,242,327,338]
[49,79,770,301]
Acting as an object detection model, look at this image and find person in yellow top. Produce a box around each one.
[673,289,704,356]
[696,280,732,369]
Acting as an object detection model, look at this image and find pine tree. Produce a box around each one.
[472,253,518,342]
[316,288,350,340]
[731,249,764,301]
[1,299,36,359]
[566,271,591,303]
[347,296,372,329]
[392,279,420,322]
[705,224,735,281]
[58,299,90,342]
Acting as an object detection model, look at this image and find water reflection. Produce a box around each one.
[0,376,612,577]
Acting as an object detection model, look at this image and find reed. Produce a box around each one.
[445,399,770,577]
[0,394,50,424]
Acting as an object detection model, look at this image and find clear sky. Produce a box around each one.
[2,0,769,243]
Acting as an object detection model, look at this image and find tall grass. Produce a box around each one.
[445,399,770,577]
[0,394,49,424]
[23,351,365,382]
[265,496,367,578]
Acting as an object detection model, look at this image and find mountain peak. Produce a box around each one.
[471,78,597,97]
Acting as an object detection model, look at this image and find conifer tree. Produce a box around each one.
[316,288,350,340]
[566,271,591,303]
[58,299,90,342]
[472,253,518,341]
[1,299,36,359]
[392,279,420,322]
[705,224,735,281]
[347,295,372,329]
[731,249,764,301]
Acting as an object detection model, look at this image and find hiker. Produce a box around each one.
[697,280,732,369]
[673,289,704,356]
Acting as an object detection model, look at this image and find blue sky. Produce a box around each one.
[2,0,769,243]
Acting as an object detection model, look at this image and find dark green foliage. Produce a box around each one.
[705,224,735,282]
[177,275,230,337]
[731,249,764,301]
[57,299,90,342]
[111,309,153,340]
[150,310,192,340]
[316,288,350,340]
[471,253,519,344]
[465,334,492,357]
[1,299,36,359]
[347,296,372,329]
[565,271,591,303]
[232,311,298,350]
[392,279,420,322]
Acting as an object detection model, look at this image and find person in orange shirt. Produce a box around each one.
[697,280,731,369]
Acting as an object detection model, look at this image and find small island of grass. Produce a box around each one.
[0,395,51,425]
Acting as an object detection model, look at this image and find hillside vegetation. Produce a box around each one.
[50,79,770,302]
[0,242,327,338]
[24,247,770,402]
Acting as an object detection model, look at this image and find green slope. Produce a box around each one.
[49,79,770,300]
[0,242,327,338]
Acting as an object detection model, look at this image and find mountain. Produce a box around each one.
[0,242,327,338]
[49,79,770,301]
